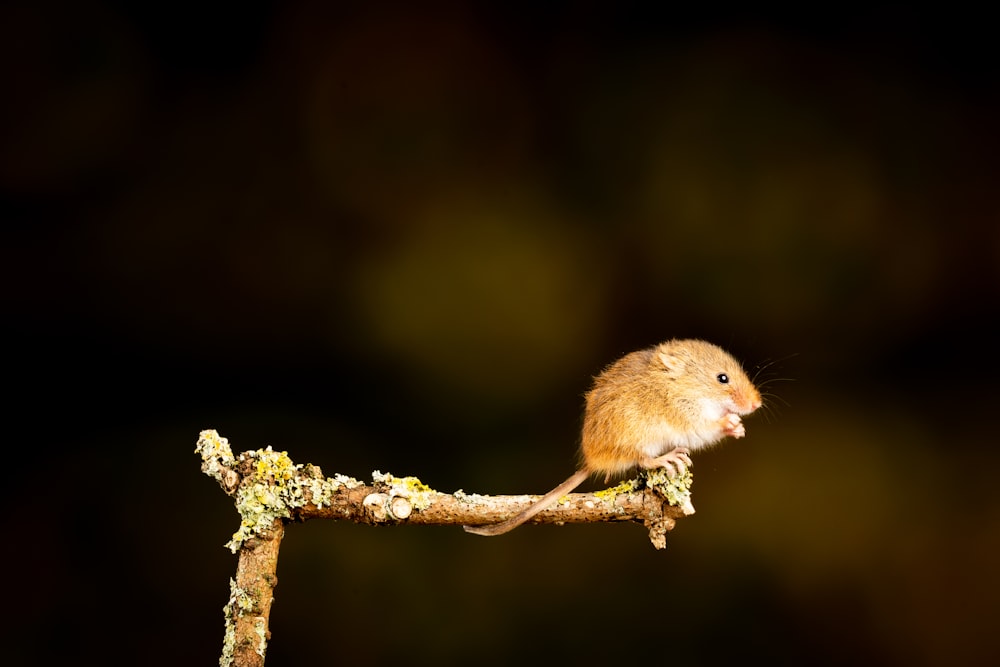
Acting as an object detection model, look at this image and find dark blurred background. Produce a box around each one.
[4,2,998,665]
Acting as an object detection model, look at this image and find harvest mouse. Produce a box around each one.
[464,339,762,536]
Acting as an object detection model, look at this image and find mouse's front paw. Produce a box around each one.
[722,413,745,438]
[644,447,692,477]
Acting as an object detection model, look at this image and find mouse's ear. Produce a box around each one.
[658,349,686,375]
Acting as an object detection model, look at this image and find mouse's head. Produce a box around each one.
[655,339,762,419]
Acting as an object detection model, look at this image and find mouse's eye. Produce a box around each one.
[717,373,729,384]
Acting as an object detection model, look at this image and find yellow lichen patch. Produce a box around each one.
[594,479,639,501]
[593,477,642,501]
[253,447,295,485]
[371,471,436,511]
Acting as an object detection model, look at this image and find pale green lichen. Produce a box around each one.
[220,578,255,667]
[589,470,693,508]
[643,468,694,507]
[453,489,489,504]
[229,578,256,614]
[220,611,235,667]
[197,430,237,483]
[254,617,268,656]
[371,470,435,511]
[301,476,332,509]
[332,472,364,489]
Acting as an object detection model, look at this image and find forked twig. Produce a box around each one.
[196,429,694,666]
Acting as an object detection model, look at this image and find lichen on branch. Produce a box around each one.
[196,429,694,552]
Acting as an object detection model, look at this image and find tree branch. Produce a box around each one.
[196,429,695,665]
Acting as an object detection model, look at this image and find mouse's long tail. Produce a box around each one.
[463,469,590,537]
